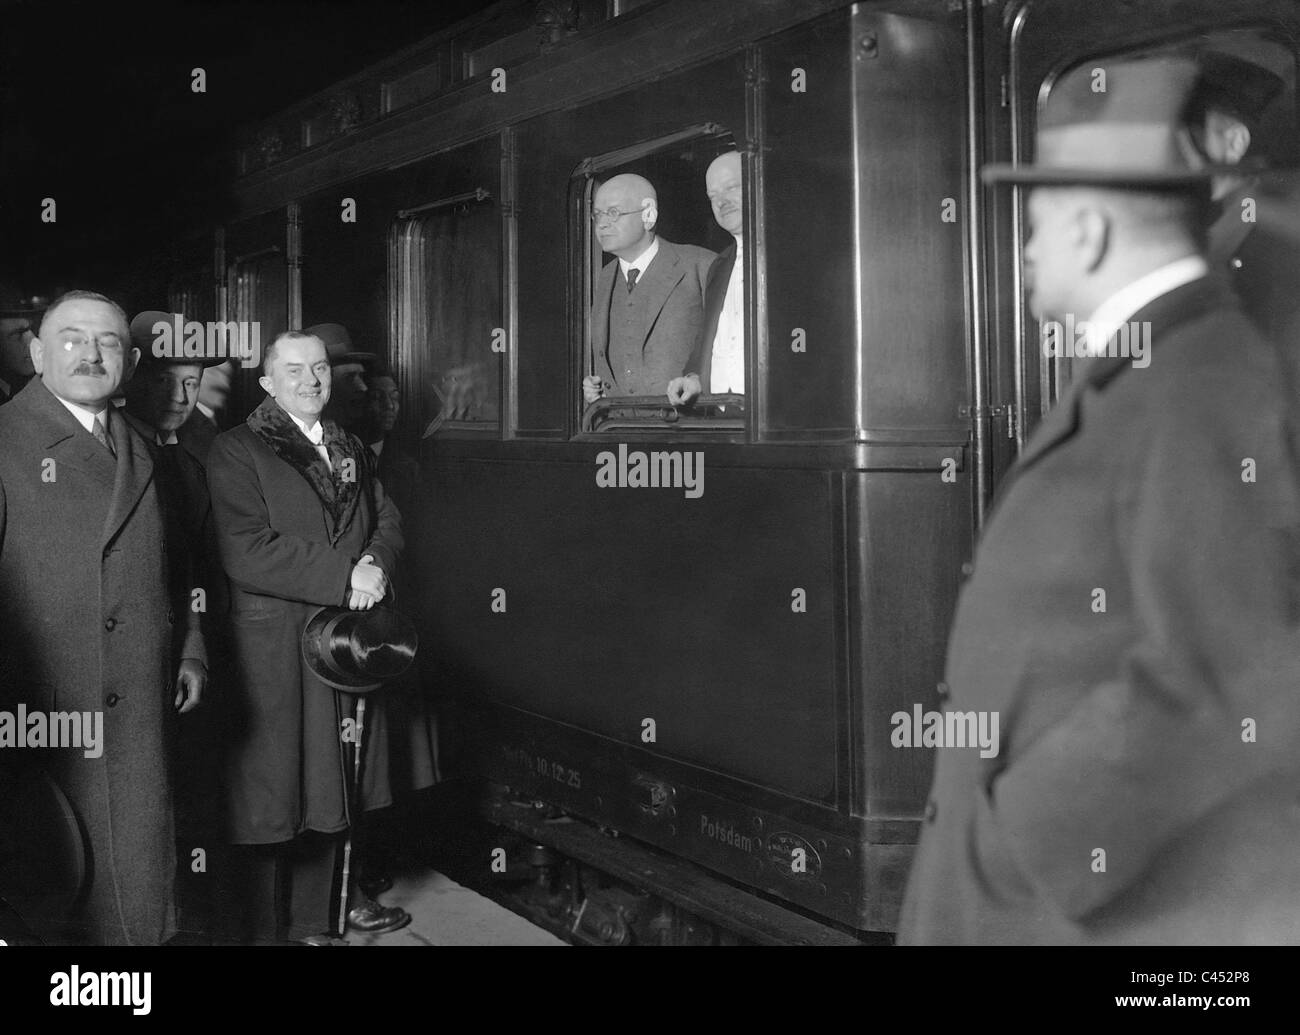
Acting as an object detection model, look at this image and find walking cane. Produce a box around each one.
[336,694,367,938]
[302,605,418,943]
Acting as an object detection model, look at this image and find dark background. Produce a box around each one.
[0,0,495,294]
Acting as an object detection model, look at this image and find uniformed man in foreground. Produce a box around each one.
[899,56,1300,944]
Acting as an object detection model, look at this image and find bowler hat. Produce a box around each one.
[304,322,378,369]
[984,55,1228,186]
[129,310,228,368]
[301,605,418,693]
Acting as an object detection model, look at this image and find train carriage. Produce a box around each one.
[146,0,1299,943]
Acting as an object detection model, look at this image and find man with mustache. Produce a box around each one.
[0,290,206,944]
[206,330,408,944]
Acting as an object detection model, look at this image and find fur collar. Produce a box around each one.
[247,395,362,545]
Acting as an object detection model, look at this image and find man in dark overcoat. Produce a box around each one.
[898,57,1300,944]
[206,329,407,943]
[0,290,206,945]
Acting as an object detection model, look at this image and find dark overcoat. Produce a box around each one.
[591,237,715,396]
[0,378,192,945]
[206,396,402,844]
[898,278,1300,944]
[369,439,438,794]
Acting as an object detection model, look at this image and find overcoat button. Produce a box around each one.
[104,618,116,631]
[106,693,119,707]
[166,607,175,625]
[924,800,938,823]
[937,682,950,701]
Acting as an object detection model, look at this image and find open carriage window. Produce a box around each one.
[390,191,502,439]
[575,124,746,434]
[1019,29,1296,415]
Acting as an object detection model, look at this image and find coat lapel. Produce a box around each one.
[1003,275,1234,484]
[247,396,362,546]
[635,239,686,354]
[15,378,117,489]
[591,260,617,364]
[101,406,155,550]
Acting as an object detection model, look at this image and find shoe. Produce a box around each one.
[358,873,393,897]
[297,934,350,946]
[346,899,411,934]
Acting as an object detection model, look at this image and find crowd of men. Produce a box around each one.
[0,299,433,945]
[1,45,1299,946]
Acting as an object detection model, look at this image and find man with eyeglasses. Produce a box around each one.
[668,150,745,407]
[583,173,715,404]
[0,290,205,944]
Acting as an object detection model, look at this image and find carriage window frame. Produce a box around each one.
[574,122,748,437]
[388,188,503,443]
[1007,22,1296,446]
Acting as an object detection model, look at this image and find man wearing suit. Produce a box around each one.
[0,290,206,944]
[583,173,714,403]
[207,329,409,943]
[899,57,1300,944]
[668,150,744,406]
[123,311,227,937]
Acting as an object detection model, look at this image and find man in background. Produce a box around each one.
[0,290,205,944]
[668,150,745,406]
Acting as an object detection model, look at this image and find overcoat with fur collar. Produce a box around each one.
[206,396,403,844]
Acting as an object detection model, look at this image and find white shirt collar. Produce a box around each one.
[50,389,107,434]
[157,430,179,446]
[370,439,384,458]
[285,408,324,444]
[617,235,660,278]
[0,375,11,398]
[1083,255,1208,355]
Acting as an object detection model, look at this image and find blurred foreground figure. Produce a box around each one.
[899,57,1300,945]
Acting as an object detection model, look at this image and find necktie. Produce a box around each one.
[626,268,640,294]
[92,414,116,458]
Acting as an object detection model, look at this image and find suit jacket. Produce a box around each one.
[591,237,715,396]
[898,277,1300,945]
[683,240,738,392]
[0,379,188,945]
[206,395,403,843]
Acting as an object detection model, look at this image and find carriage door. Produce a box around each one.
[985,0,1299,487]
